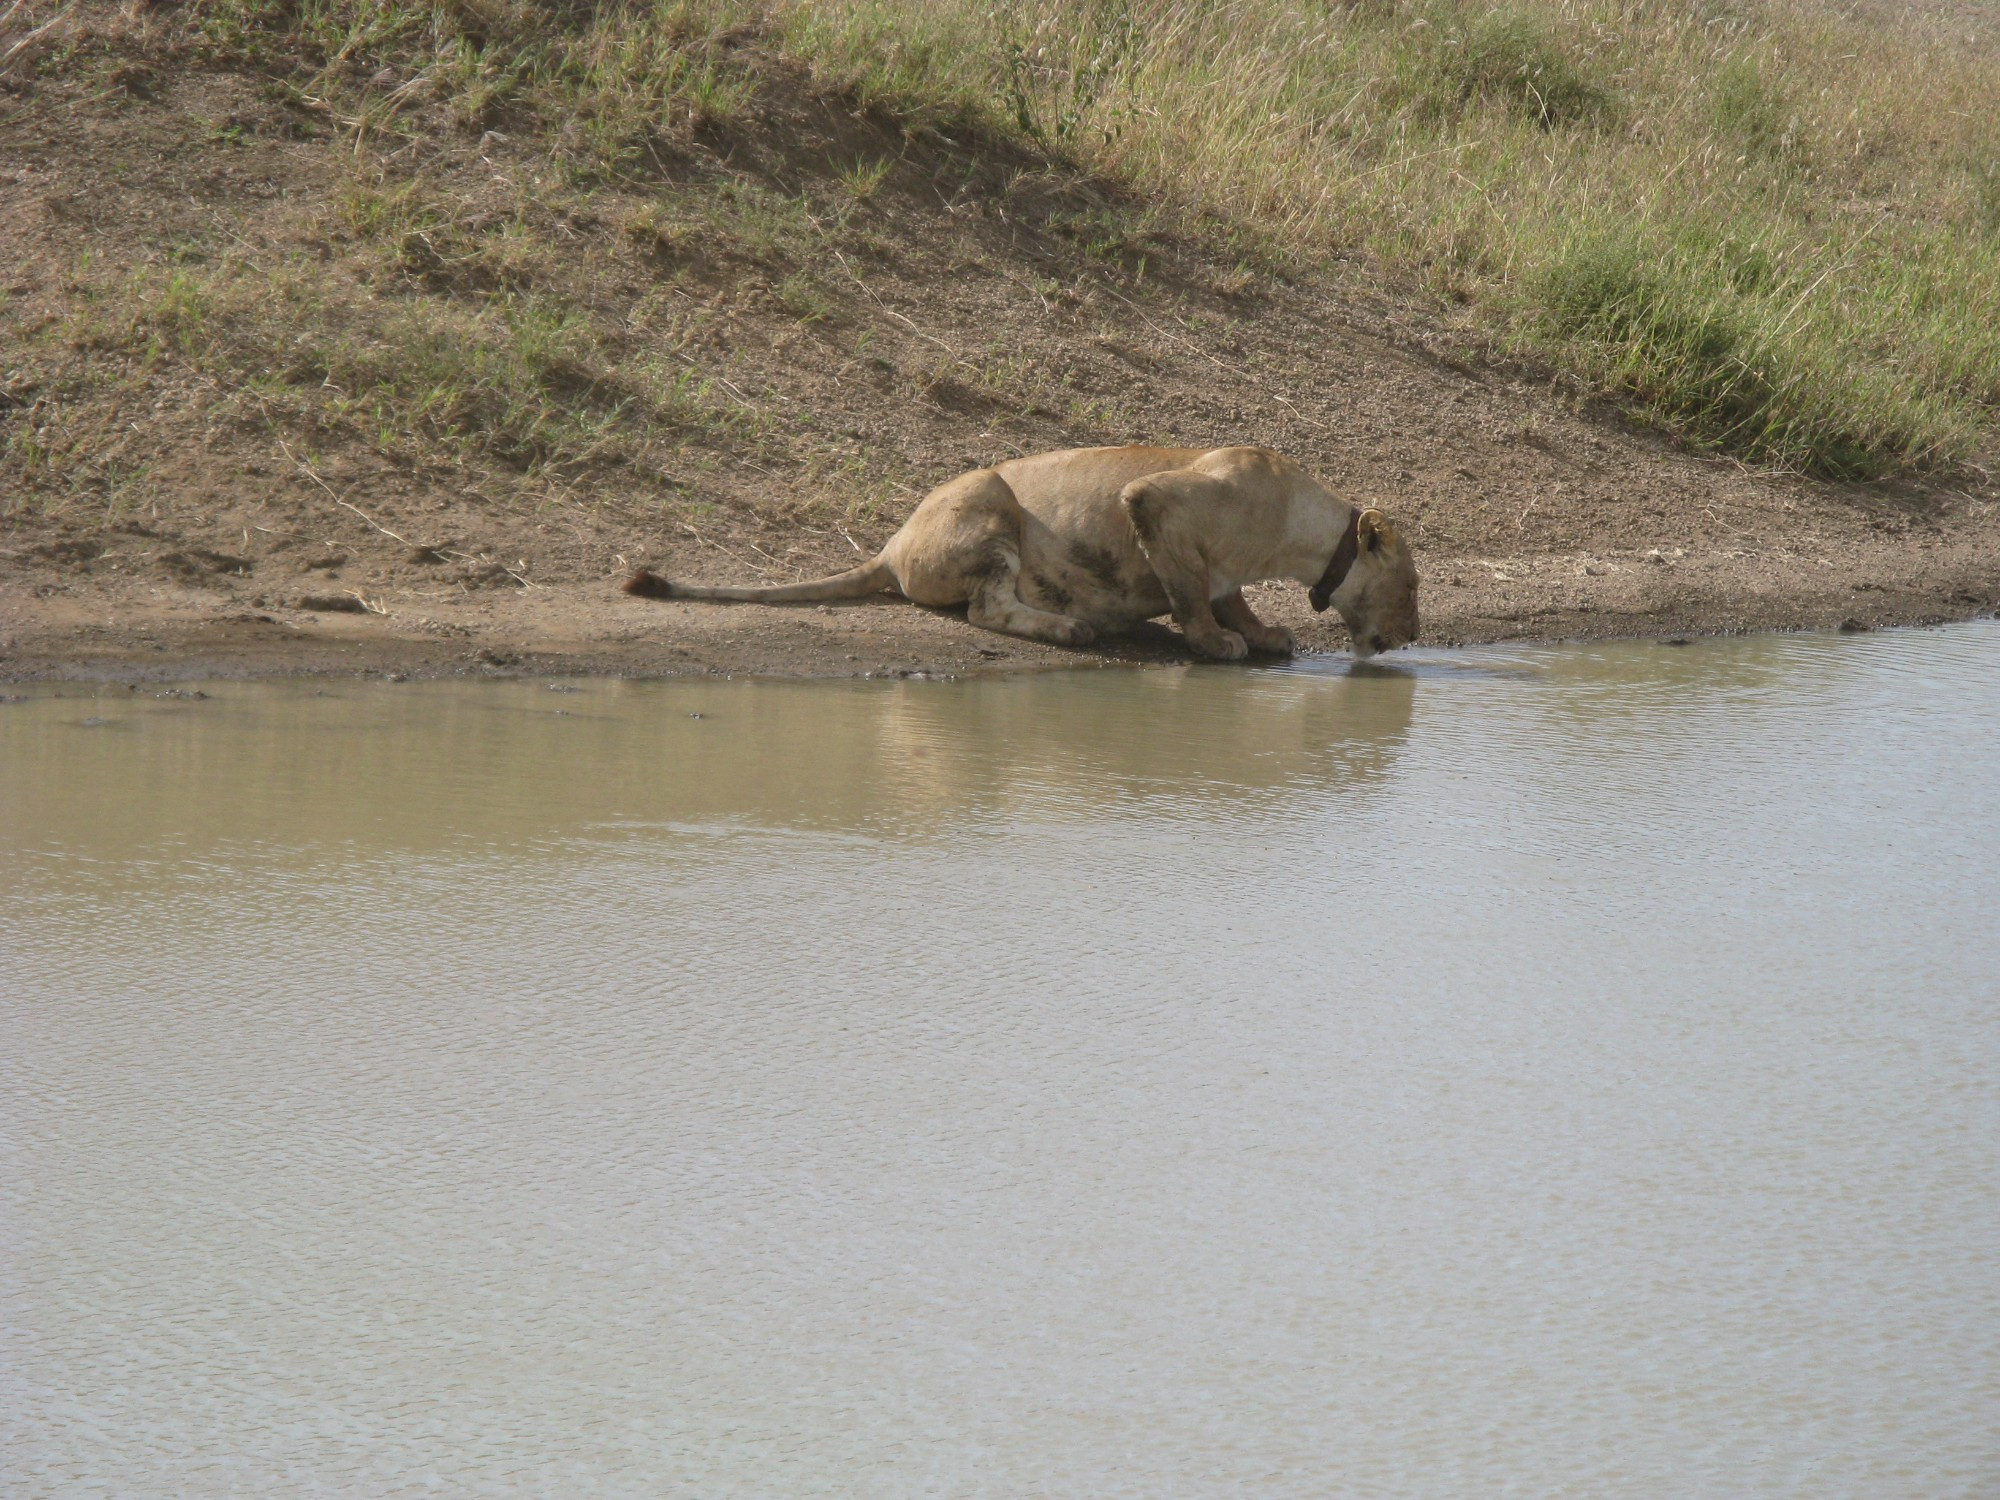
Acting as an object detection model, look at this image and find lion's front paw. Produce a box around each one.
[1244,625,1294,656]
[1052,617,1096,647]
[1190,627,1248,662]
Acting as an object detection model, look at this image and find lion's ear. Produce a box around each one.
[1357,508,1395,552]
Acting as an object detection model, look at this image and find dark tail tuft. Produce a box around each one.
[622,569,676,600]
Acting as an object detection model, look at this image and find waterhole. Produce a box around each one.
[4,624,1996,1496]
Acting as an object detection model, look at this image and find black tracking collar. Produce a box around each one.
[1308,509,1363,614]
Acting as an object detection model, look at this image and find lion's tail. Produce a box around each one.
[622,556,894,604]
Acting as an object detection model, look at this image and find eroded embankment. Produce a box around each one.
[1,4,1995,681]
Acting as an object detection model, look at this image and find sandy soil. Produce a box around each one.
[5,494,1994,683]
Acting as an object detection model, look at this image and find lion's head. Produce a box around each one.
[1312,507,1419,658]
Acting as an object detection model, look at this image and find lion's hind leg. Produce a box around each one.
[893,469,1094,647]
[966,552,1096,647]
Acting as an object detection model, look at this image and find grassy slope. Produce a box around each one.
[2,0,1995,532]
[785,0,2000,478]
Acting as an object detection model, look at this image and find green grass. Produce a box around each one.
[57,0,2000,481]
[762,0,2000,476]
[1404,6,1615,130]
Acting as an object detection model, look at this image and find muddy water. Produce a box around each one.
[4,624,1997,1498]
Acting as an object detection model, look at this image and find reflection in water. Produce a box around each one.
[0,664,1416,856]
[2,625,1997,1498]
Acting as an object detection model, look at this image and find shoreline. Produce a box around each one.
[5,539,1992,684]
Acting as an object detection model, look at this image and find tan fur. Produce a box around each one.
[624,445,1420,660]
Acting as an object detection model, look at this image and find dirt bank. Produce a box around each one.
[5,485,1993,682]
[2,5,1994,682]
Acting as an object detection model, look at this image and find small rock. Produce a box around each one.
[1838,617,1870,633]
[295,593,369,613]
[161,549,254,580]
[33,539,106,565]
[450,560,524,590]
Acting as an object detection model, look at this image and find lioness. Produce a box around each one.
[624,444,1419,660]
